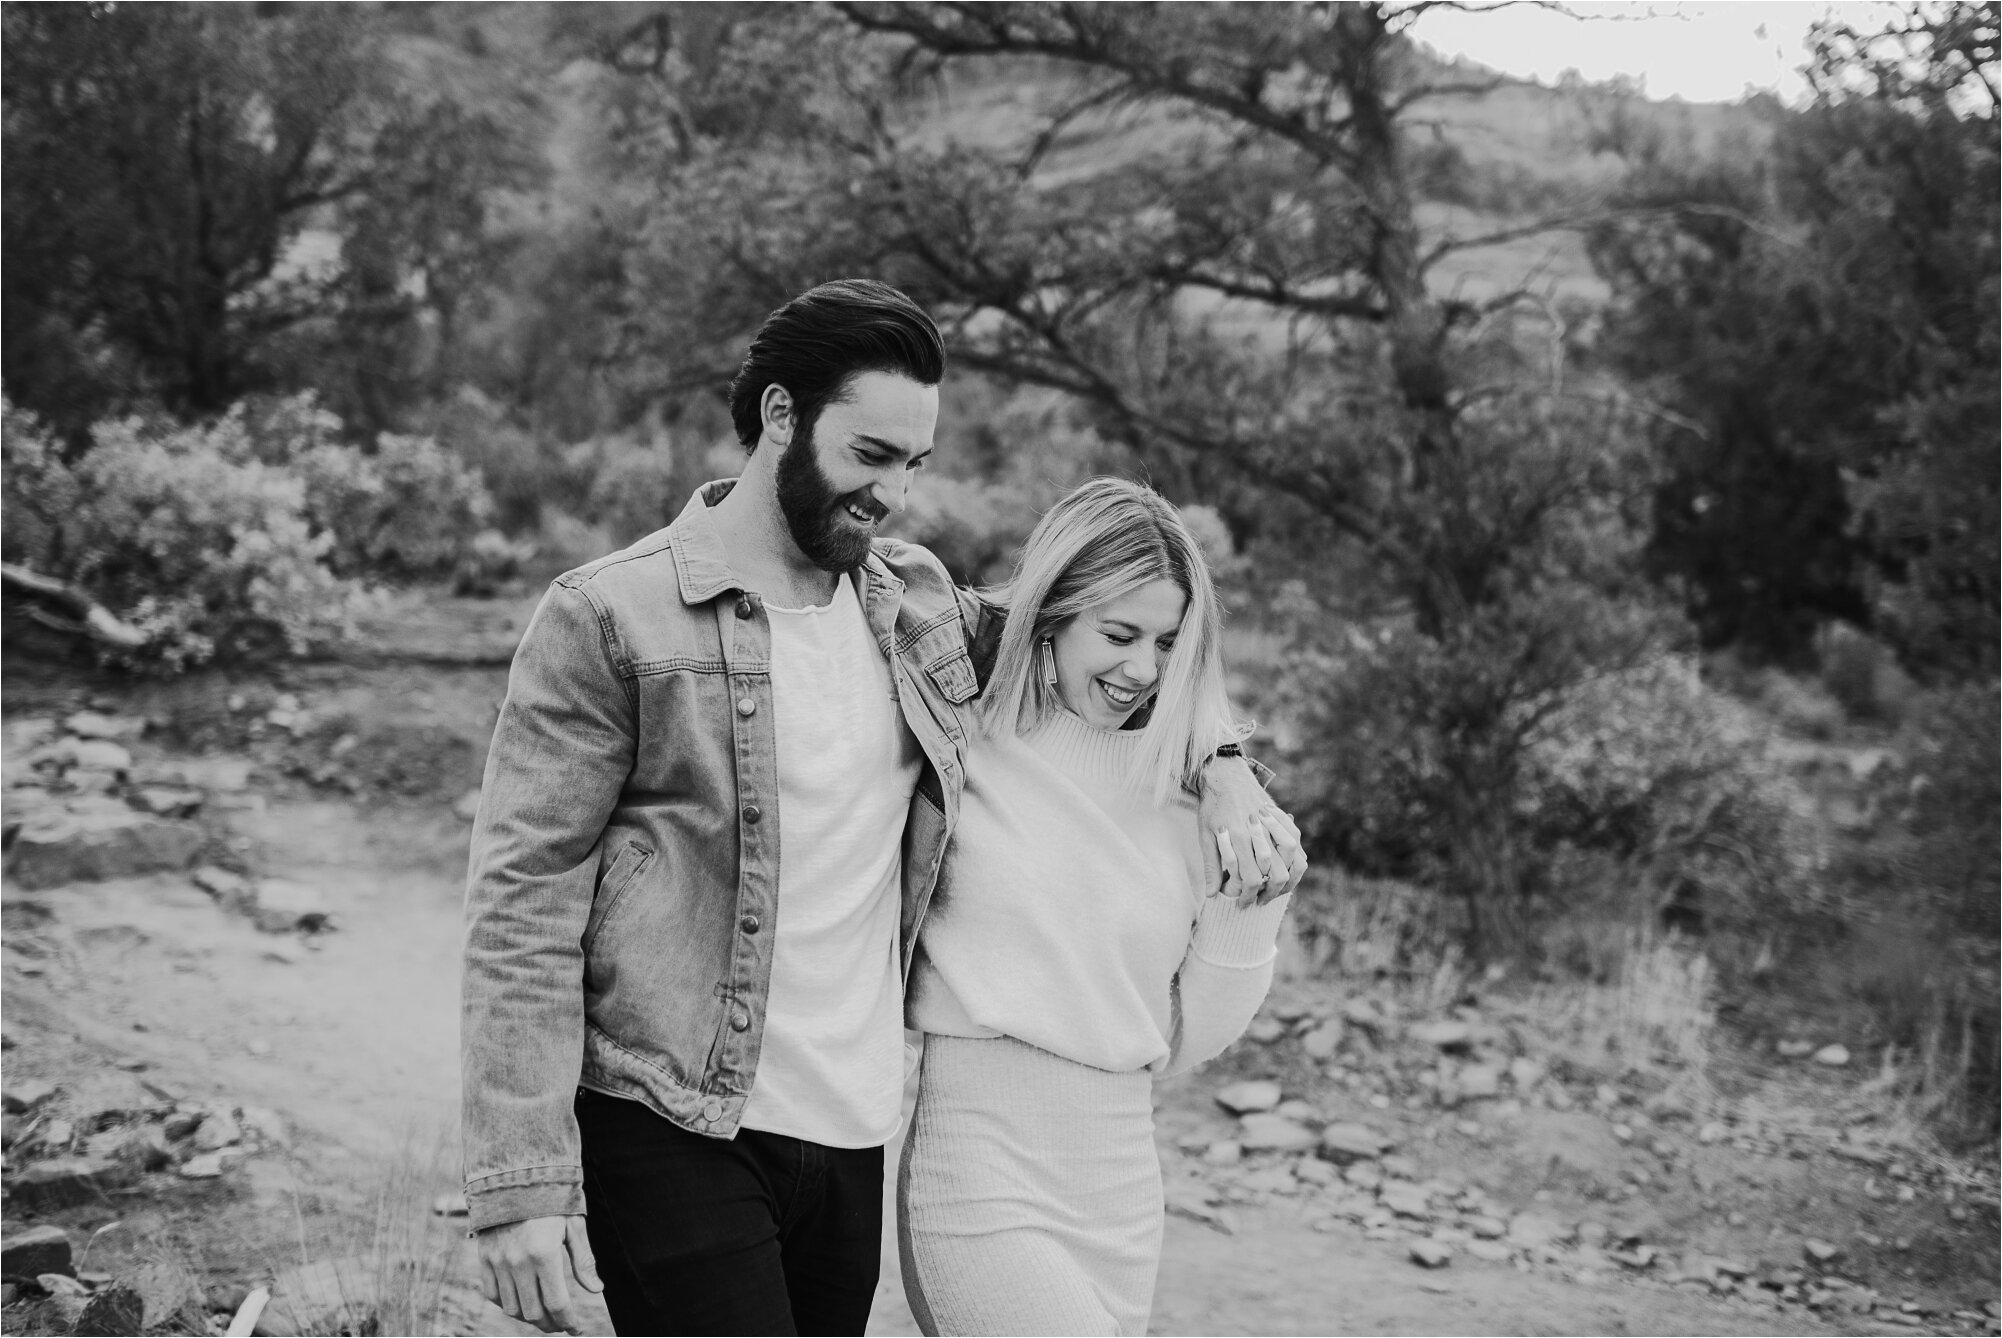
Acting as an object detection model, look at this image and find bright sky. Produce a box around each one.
[1409,2,1905,104]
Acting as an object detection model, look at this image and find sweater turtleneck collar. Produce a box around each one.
[1023,707,1150,794]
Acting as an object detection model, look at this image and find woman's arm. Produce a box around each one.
[1161,892,1293,1077]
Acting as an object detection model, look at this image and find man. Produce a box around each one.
[462,279,1304,1336]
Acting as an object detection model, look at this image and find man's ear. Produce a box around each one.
[760,385,795,448]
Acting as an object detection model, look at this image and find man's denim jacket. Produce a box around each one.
[460,481,982,1231]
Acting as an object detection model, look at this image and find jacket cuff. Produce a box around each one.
[466,1177,587,1233]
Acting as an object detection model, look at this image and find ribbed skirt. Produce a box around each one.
[898,1034,1163,1337]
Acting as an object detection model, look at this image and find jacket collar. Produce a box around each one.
[669,479,901,606]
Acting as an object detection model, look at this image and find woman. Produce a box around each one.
[900,477,1297,1336]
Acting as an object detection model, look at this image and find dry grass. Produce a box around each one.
[1292,869,1468,983]
[1529,931,1719,1108]
[263,1128,463,1336]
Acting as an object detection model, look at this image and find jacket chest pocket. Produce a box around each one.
[923,646,979,705]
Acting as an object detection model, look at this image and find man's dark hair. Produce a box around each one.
[728,279,946,450]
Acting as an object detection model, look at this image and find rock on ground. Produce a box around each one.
[0,1225,73,1280]
[176,1150,241,1179]
[3,1079,59,1113]
[3,803,204,889]
[1410,1239,1453,1268]
[1214,1080,1284,1115]
[1293,1159,1338,1187]
[1458,1064,1502,1099]
[64,712,146,741]
[129,787,203,819]
[1238,1114,1317,1153]
[1319,1121,1393,1162]
[251,878,332,933]
[72,1282,144,1337]
[1408,1020,1473,1051]
[1506,1212,1571,1251]
[1301,1019,1344,1059]
[1380,1182,1434,1220]
[191,1111,242,1152]
[7,1157,136,1211]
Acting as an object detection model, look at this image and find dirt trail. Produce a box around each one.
[4,779,1908,1336]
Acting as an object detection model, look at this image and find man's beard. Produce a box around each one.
[775,422,882,573]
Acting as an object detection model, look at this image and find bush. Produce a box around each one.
[1279,624,1807,959]
[3,399,355,668]
[243,394,495,581]
[1519,654,1812,936]
[422,387,591,533]
[294,432,494,581]
[3,393,499,667]
[584,440,686,548]
[1904,680,2001,938]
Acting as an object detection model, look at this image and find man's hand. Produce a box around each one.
[477,1214,603,1335]
[1197,755,1308,904]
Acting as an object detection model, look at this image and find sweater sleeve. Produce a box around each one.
[1160,892,1292,1078]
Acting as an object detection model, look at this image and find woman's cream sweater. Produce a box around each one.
[907,708,1290,1077]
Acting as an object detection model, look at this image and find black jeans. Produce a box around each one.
[575,1088,884,1336]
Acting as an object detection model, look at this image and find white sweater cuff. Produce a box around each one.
[1191,892,1291,968]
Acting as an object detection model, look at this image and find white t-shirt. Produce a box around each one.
[738,572,922,1146]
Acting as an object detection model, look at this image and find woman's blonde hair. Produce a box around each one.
[982,477,1243,801]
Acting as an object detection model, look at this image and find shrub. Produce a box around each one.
[3,393,499,667]
[293,432,494,581]
[243,393,496,581]
[1518,654,1813,937]
[2,400,356,668]
[584,439,687,547]
[1904,681,2001,938]
[422,387,592,533]
[452,528,540,597]
[1279,629,1809,961]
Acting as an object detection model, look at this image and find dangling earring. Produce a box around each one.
[1039,637,1059,691]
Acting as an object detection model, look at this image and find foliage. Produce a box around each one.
[419,388,598,534]
[2,393,497,667]
[1518,656,1810,934]
[299,436,496,582]
[591,2,1690,954]
[1,3,545,436]
[238,395,498,582]
[1590,1,1999,678]
[583,438,693,548]
[1903,680,2002,937]
[888,475,1044,587]
[2,401,354,669]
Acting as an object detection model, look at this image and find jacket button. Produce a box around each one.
[735,598,753,619]
[702,1099,723,1122]
[740,914,760,934]
[737,697,756,716]
[731,1011,750,1032]
[742,804,761,824]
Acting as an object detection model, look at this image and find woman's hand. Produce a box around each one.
[1196,756,1307,903]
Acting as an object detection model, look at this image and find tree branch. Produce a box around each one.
[1,562,148,649]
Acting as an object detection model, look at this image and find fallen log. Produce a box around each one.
[0,561,148,649]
